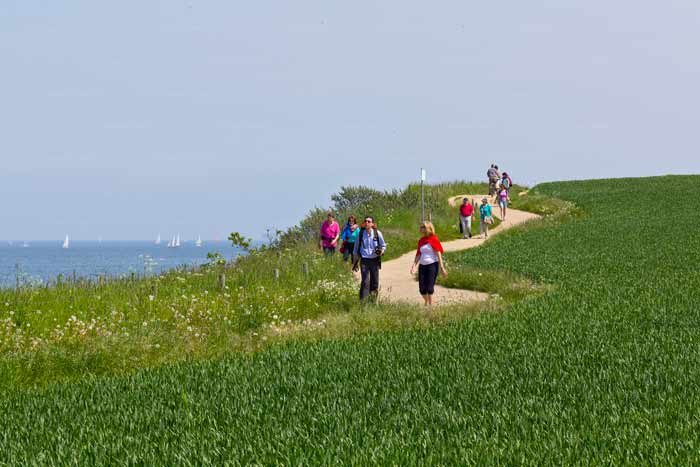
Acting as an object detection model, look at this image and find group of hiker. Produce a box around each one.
[319,165,513,305]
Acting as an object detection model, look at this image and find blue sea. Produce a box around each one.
[0,241,241,288]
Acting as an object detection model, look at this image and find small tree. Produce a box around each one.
[228,232,252,250]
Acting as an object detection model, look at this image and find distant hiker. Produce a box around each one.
[501,171,513,194]
[459,197,474,239]
[319,213,340,255]
[479,197,493,238]
[498,186,509,221]
[410,222,448,306]
[339,215,359,262]
[487,164,500,196]
[352,216,387,302]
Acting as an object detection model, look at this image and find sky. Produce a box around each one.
[1,1,699,241]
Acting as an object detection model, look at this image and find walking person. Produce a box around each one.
[410,222,448,306]
[487,164,500,196]
[498,186,509,221]
[459,198,474,239]
[340,216,359,262]
[319,212,340,255]
[352,216,387,302]
[501,171,513,195]
[479,197,493,239]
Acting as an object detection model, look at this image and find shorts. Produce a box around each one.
[499,199,508,208]
[418,262,439,295]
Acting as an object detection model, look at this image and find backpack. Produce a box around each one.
[358,227,382,267]
[501,177,511,189]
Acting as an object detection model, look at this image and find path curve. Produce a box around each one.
[378,194,540,306]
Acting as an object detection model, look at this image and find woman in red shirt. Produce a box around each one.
[410,222,448,306]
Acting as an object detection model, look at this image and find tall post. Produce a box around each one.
[420,168,426,223]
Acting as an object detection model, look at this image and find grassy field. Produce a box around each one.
[3,175,699,465]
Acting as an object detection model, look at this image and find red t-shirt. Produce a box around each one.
[460,204,474,217]
[416,234,444,257]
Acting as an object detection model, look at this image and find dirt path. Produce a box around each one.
[376,195,540,306]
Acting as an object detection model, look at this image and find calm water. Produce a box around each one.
[0,241,241,288]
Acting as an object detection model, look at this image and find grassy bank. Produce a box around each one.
[0,181,501,388]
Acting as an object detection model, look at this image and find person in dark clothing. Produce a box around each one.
[352,217,387,302]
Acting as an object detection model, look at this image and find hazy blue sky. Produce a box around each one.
[2,1,699,240]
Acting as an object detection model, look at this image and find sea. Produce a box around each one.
[0,241,241,289]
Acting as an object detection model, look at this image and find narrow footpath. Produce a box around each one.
[379,195,540,306]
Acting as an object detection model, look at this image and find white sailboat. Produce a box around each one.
[155,234,161,245]
[167,235,175,248]
[195,235,203,247]
[62,235,70,249]
[175,234,181,248]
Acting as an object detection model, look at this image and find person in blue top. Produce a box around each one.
[352,216,387,302]
[339,215,360,262]
[479,197,493,239]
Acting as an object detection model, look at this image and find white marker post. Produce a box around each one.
[420,168,427,222]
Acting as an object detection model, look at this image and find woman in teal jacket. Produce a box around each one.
[479,197,493,239]
[340,216,360,262]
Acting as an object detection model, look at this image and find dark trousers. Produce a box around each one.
[359,257,381,300]
[418,262,439,295]
[343,243,355,262]
[323,246,336,255]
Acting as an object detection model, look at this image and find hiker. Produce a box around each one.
[352,216,387,302]
[479,197,493,238]
[498,186,509,221]
[459,197,474,239]
[487,164,500,196]
[319,212,340,255]
[410,222,448,306]
[501,171,513,194]
[339,215,359,262]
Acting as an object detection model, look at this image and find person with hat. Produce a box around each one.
[479,197,493,239]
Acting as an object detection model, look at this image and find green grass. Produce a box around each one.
[4,175,698,464]
[0,181,498,388]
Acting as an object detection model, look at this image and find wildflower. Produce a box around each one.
[154,344,160,349]
[142,321,148,327]
[187,326,192,332]
[148,295,155,301]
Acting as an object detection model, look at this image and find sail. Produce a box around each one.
[62,235,70,249]
[175,234,181,247]
[155,234,161,245]
[196,235,202,247]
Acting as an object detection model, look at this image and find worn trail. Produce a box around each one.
[378,195,540,306]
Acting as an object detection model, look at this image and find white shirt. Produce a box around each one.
[419,243,439,265]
